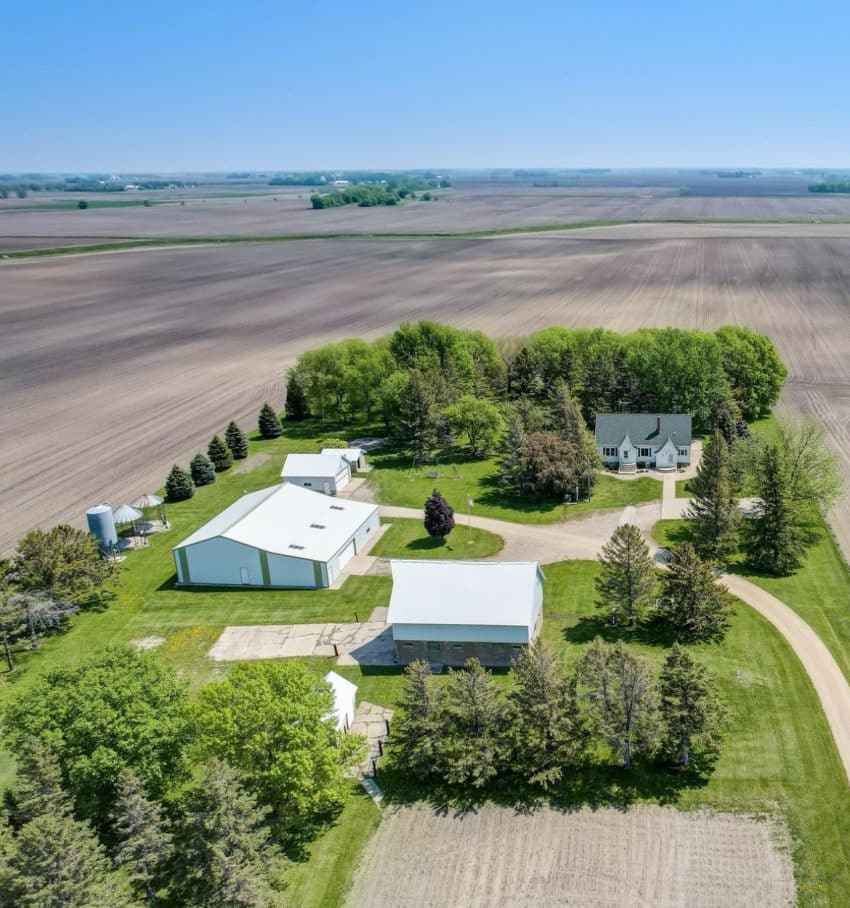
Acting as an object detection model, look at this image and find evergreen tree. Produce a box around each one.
[171,759,286,908]
[5,810,133,907]
[509,642,587,788]
[657,544,732,641]
[284,371,309,421]
[595,524,657,627]
[395,370,441,453]
[687,429,740,563]
[6,740,72,829]
[258,402,283,439]
[207,435,233,472]
[423,489,455,538]
[577,638,661,770]
[744,441,807,575]
[110,770,173,903]
[225,421,249,460]
[548,381,601,498]
[438,658,507,788]
[164,464,194,502]
[189,452,216,487]
[388,660,444,781]
[659,644,727,771]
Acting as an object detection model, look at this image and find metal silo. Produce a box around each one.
[86,504,117,551]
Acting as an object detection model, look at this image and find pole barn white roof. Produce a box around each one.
[174,483,378,562]
[281,453,348,479]
[388,560,544,628]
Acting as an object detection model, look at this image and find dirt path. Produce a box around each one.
[345,803,795,908]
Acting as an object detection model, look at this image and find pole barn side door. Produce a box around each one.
[337,540,356,572]
[239,566,250,584]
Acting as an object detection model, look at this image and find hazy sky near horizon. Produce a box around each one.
[3,1,850,172]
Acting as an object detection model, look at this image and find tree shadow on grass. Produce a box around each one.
[476,473,563,517]
[563,614,680,649]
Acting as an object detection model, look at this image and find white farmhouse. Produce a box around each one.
[281,453,351,495]
[323,671,357,732]
[387,560,544,666]
[172,483,379,589]
[595,413,692,473]
[321,447,367,471]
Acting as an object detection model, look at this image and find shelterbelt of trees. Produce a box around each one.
[309,176,448,209]
[286,321,787,449]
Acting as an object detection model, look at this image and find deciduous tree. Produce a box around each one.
[423,489,455,538]
[659,644,727,771]
[11,525,112,607]
[443,395,504,455]
[657,544,732,640]
[595,524,657,627]
[191,662,365,841]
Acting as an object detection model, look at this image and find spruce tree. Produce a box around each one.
[207,435,233,472]
[439,658,507,788]
[509,642,587,788]
[657,544,732,641]
[388,660,444,781]
[595,524,657,627]
[110,770,173,904]
[687,428,739,564]
[164,464,194,502]
[744,441,807,575]
[549,381,601,498]
[225,421,248,460]
[577,638,661,770]
[171,760,286,908]
[424,489,455,538]
[6,740,72,829]
[284,371,309,421]
[258,402,282,439]
[659,644,727,771]
[189,452,216,487]
[6,810,133,907]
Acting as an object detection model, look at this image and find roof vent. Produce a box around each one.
[330,505,344,511]
[288,544,305,550]
[310,523,326,530]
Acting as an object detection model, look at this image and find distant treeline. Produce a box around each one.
[809,182,850,193]
[0,177,189,198]
[310,177,447,209]
[271,170,451,189]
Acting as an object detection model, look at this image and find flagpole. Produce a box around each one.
[467,495,474,544]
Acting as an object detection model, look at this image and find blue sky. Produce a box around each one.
[3,1,849,171]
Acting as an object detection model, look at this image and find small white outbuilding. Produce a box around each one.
[281,453,351,495]
[323,671,357,732]
[321,447,366,471]
[172,483,379,589]
[388,560,544,666]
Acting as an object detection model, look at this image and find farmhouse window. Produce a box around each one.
[639,447,651,457]
[603,446,618,457]
[304,482,312,487]
[678,448,688,456]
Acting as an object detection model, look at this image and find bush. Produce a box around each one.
[77,199,88,209]
[165,464,194,502]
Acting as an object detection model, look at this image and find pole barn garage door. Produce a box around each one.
[337,540,356,572]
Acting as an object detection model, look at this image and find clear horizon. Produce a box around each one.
[3,0,849,172]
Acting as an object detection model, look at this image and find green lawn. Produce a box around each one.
[536,562,850,905]
[370,518,503,560]
[675,479,693,498]
[367,450,661,524]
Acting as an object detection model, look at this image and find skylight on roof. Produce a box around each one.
[310,523,326,530]
[288,544,305,550]
[330,505,344,511]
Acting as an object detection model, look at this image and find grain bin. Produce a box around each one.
[86,504,117,551]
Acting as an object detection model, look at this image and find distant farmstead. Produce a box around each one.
[595,413,692,473]
[281,453,351,495]
[172,483,379,589]
[387,560,544,667]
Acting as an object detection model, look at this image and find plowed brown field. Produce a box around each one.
[2,222,850,555]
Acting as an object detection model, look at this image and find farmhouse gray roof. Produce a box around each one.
[594,413,692,448]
